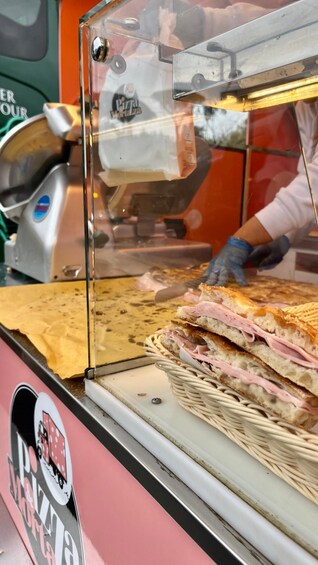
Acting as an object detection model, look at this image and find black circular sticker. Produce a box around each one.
[8,385,84,565]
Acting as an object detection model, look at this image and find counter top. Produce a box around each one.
[0,324,269,565]
[86,366,318,565]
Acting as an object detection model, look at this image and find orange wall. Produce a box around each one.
[172,148,245,254]
[246,105,299,222]
[249,105,299,152]
[175,104,300,251]
[59,0,98,104]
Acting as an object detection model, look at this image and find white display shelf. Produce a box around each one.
[85,364,318,565]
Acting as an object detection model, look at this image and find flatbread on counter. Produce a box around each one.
[0,278,184,379]
[148,264,318,306]
[1,270,317,379]
[0,281,87,378]
[237,275,318,306]
[92,278,186,362]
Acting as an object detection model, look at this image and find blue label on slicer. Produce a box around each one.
[33,195,50,222]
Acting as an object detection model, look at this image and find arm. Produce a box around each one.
[205,102,318,286]
[255,100,318,239]
[233,216,272,246]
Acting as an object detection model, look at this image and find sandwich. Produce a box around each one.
[161,322,318,429]
[157,284,318,429]
[175,285,318,398]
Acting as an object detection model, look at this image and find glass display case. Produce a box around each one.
[0,1,318,564]
[79,0,317,376]
[78,3,318,562]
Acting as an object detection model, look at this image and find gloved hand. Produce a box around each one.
[205,236,253,287]
[247,235,290,270]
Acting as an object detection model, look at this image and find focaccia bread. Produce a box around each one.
[176,285,318,396]
[142,264,318,306]
[0,277,185,378]
[160,322,318,429]
[238,275,318,306]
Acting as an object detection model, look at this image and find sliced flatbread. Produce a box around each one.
[161,322,318,429]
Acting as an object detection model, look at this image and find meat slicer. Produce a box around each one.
[0,104,87,283]
[0,103,212,283]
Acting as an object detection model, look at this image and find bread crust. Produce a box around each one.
[149,266,318,306]
[199,284,318,352]
[161,323,318,429]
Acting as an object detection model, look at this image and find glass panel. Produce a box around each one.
[173,0,318,110]
[80,0,318,375]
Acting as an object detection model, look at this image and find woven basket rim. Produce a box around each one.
[144,334,318,450]
[144,333,318,506]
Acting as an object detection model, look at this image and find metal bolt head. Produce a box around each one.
[91,36,110,62]
[151,397,162,405]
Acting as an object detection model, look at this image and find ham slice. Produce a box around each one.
[135,272,165,292]
[164,328,318,415]
[181,302,318,369]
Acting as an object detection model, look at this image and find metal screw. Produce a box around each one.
[151,397,162,405]
[91,36,110,62]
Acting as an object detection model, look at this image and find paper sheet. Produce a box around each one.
[0,278,181,379]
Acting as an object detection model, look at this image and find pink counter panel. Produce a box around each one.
[0,335,221,565]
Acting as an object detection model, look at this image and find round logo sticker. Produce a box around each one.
[9,385,84,565]
[33,195,50,222]
[111,85,141,123]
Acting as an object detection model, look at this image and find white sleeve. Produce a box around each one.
[255,102,318,240]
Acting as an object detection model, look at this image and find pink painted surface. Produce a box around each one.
[0,338,215,565]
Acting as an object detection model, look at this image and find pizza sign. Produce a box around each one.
[7,387,84,565]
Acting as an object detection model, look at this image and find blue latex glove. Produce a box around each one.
[248,235,290,270]
[205,236,253,287]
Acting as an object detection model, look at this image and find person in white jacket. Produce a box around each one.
[206,99,318,286]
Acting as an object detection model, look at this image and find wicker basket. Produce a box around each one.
[144,333,318,505]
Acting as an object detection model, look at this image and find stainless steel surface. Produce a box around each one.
[4,158,85,283]
[93,239,211,277]
[0,263,38,287]
[0,495,33,564]
[173,0,318,110]
[0,114,67,222]
[0,105,89,282]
